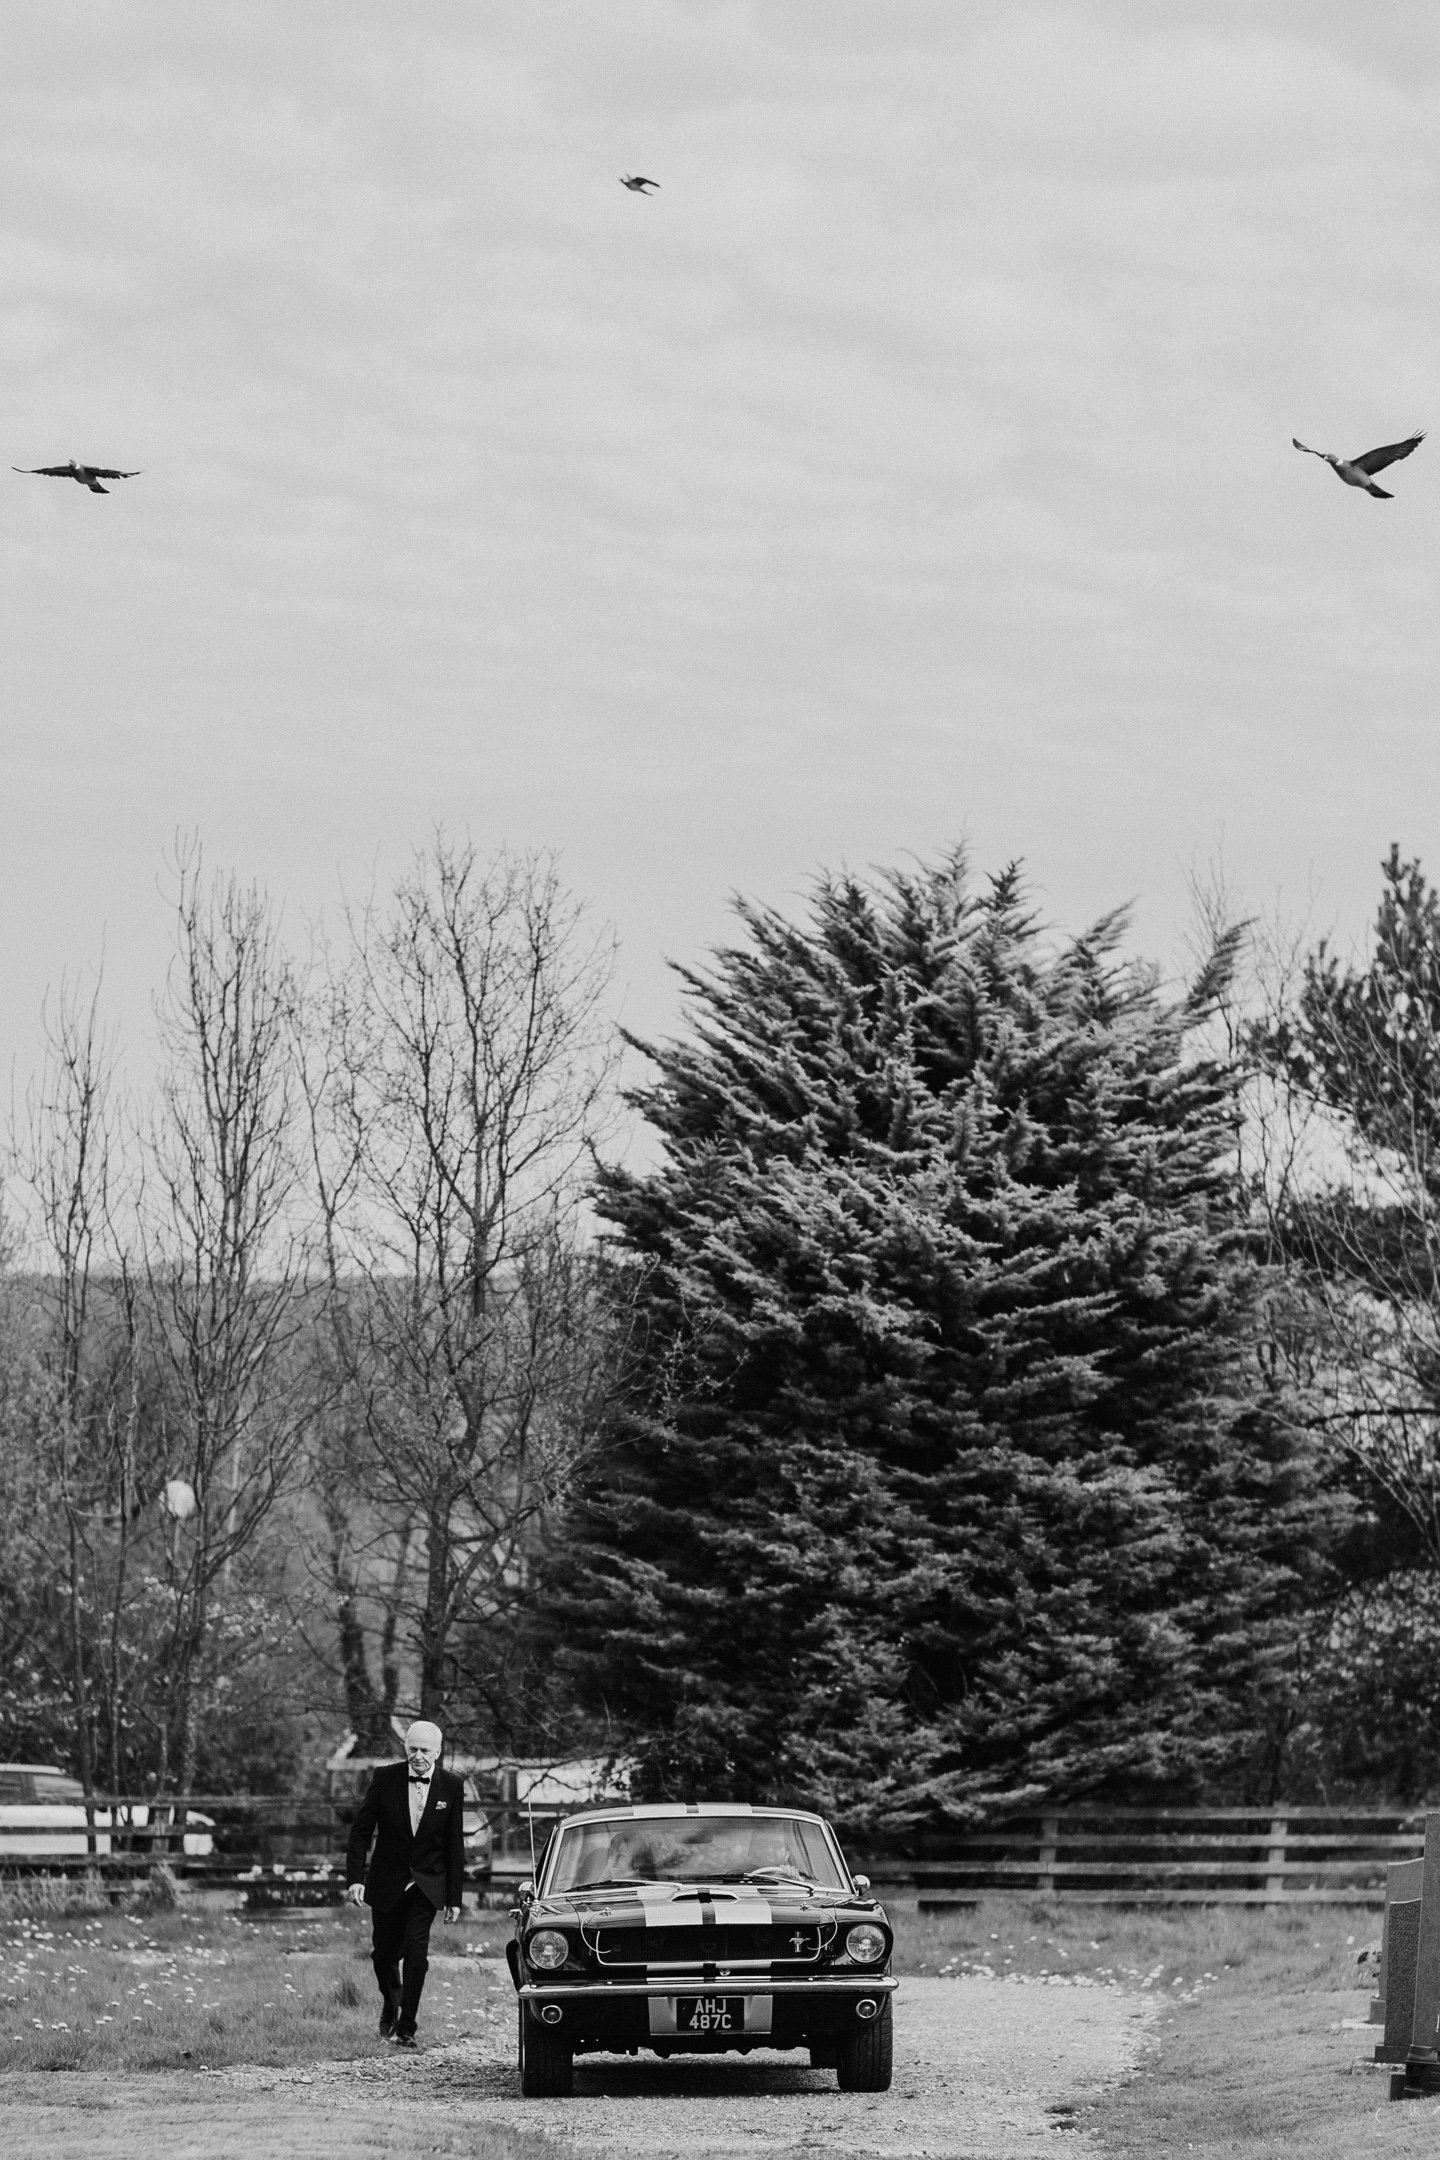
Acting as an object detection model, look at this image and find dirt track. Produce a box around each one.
[3,1963,1160,2160]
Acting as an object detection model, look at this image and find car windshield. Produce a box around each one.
[547,1813,848,1893]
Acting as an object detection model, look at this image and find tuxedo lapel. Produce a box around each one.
[387,1762,416,1848]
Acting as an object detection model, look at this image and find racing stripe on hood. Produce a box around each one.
[631,1884,773,1932]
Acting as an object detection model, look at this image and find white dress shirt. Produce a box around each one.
[408,1771,432,1836]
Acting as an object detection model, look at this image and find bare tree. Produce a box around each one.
[309,837,619,1735]
[11,976,119,1807]
[3,974,181,1800]
[139,841,314,1798]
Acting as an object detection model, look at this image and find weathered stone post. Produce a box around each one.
[1392,1813,1440,2099]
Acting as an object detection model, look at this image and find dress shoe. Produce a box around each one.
[379,2012,397,2039]
[393,2032,419,2050]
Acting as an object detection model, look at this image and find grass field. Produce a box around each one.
[895,1888,1378,1989]
[0,1901,516,2072]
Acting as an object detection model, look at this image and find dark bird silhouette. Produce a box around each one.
[13,460,141,495]
[1292,432,1425,499]
[620,175,659,194]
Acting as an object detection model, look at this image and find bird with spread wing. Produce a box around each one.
[1292,431,1425,499]
[620,174,659,193]
[14,460,141,495]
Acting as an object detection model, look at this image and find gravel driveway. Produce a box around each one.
[489,1971,1160,2158]
[3,1960,1160,2160]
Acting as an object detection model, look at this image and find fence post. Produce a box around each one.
[1374,1859,1425,2054]
[1402,1811,1440,2095]
[1379,1892,1424,2064]
[1038,1815,1058,1896]
[1265,1814,1288,1904]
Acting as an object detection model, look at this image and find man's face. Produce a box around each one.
[406,1743,436,1778]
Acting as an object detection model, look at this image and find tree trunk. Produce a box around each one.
[328,1516,393,1752]
[65,1507,98,1848]
[419,1504,452,1721]
[380,1519,414,1719]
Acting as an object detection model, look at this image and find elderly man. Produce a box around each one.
[345,1719,465,2047]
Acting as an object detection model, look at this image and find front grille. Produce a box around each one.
[594,1923,827,1966]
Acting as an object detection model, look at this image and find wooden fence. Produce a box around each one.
[0,1792,537,1905]
[1,1800,1429,1909]
[857,1808,1431,1909]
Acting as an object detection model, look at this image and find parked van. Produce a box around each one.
[0,1764,214,1857]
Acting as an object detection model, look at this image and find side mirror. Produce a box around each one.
[517,1879,535,1903]
[852,1874,871,1895]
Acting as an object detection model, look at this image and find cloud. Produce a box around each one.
[1,2,1438,1077]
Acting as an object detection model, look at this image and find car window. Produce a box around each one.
[0,1772,31,1803]
[548,1814,847,1892]
[32,1775,87,1803]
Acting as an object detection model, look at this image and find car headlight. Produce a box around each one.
[527,1928,570,1970]
[845,1923,887,1964]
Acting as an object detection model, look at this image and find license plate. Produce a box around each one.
[677,1995,744,2033]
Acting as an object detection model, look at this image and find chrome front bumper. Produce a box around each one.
[518,1975,899,2000]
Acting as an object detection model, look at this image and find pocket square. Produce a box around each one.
[435,1801,448,1811]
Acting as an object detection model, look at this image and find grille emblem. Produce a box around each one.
[790,1932,809,1952]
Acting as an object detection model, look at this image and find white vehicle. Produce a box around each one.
[0,1764,214,1857]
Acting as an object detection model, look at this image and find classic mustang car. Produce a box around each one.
[507,1801,895,2096]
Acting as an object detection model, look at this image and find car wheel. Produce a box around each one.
[835,1998,893,2092]
[518,2004,574,2097]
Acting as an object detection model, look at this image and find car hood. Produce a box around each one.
[528,1882,879,1929]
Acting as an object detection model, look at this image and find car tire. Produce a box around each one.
[518,2005,574,2097]
[835,1998,893,2092]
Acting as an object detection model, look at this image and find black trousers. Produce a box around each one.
[370,1884,437,2036]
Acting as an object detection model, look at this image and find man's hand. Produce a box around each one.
[345,1883,366,1908]
[443,1905,461,1924]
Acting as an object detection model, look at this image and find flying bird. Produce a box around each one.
[1292,432,1425,499]
[13,460,141,495]
[620,174,660,193]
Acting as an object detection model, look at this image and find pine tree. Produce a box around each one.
[555,853,1329,1830]
[1256,848,1440,1655]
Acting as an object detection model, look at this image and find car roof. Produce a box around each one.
[552,1803,832,1831]
[0,1764,70,1775]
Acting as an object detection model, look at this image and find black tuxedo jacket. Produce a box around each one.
[345,1761,466,1913]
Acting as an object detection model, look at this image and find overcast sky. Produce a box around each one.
[4,1,1439,1103]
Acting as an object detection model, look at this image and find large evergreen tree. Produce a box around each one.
[555,854,1330,1830]
[1249,848,1440,1798]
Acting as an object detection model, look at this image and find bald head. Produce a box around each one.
[404,1721,443,1781]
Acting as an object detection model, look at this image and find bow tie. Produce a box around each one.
[409,1775,430,1786]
